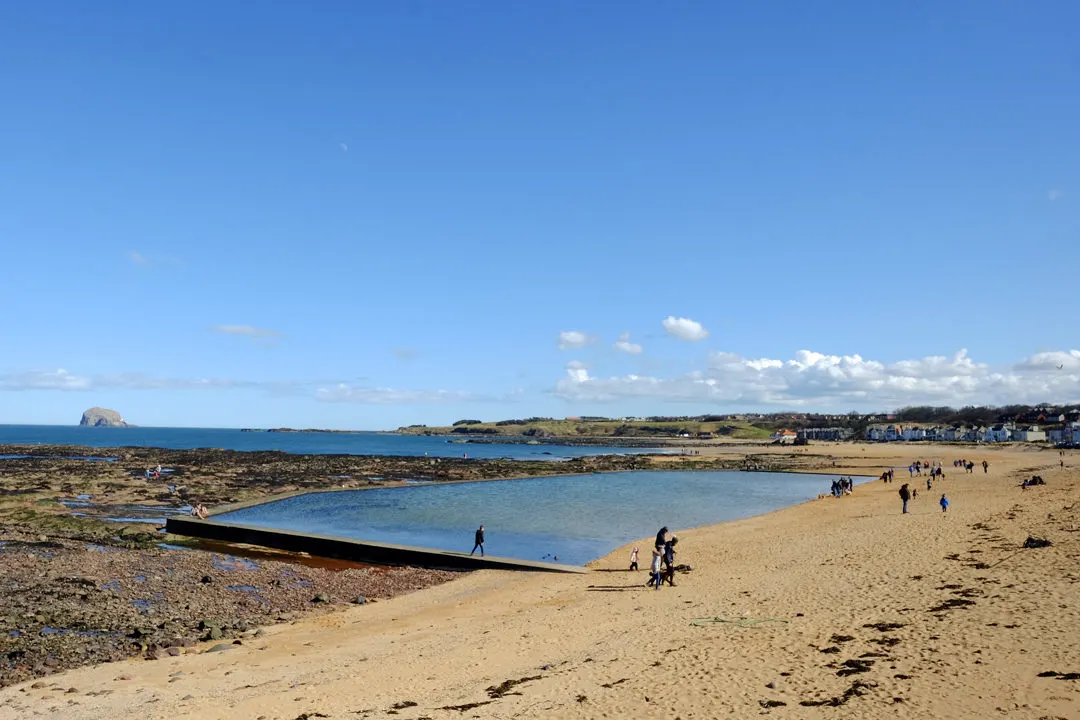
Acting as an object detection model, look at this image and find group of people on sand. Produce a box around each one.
[632,525,680,589]
[830,476,855,497]
[953,458,989,474]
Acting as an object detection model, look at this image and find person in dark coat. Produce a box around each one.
[899,484,911,514]
[663,536,679,586]
[470,525,485,556]
[655,526,669,550]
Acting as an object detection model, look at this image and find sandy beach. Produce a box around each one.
[1,443,1077,719]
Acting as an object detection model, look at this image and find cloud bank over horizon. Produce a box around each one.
[4,349,1078,415]
[554,349,1080,411]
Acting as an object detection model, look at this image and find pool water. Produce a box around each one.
[216,470,856,566]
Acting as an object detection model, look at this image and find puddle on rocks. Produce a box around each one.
[212,554,259,572]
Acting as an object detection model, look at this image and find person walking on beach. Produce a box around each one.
[648,546,663,589]
[982,460,989,474]
[940,494,950,513]
[655,526,669,551]
[663,536,679,587]
[629,546,639,571]
[899,483,911,514]
[470,525,485,556]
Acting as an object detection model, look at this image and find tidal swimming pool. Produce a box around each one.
[215,470,862,566]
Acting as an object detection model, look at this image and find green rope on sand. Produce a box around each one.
[690,616,789,628]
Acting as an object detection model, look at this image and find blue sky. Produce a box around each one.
[1,2,1078,429]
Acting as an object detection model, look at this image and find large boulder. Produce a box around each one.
[79,407,131,427]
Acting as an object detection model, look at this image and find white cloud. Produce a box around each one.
[213,324,283,340]
[554,348,1080,409]
[129,251,148,266]
[0,369,92,391]
[340,142,349,153]
[1049,189,1061,201]
[613,332,643,354]
[1014,350,1080,372]
[565,360,590,383]
[662,316,709,342]
[0,369,263,392]
[557,330,593,349]
[315,385,479,405]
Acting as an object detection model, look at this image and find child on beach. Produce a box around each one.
[648,546,663,590]
[940,494,949,513]
[629,546,639,571]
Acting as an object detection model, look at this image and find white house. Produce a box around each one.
[771,429,798,444]
[985,425,1013,443]
[1011,426,1046,442]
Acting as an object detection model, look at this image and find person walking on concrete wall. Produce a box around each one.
[470,525,485,556]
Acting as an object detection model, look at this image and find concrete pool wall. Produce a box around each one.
[164,515,588,573]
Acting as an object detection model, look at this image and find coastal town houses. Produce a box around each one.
[861,416,1077,444]
[1048,424,1080,445]
[796,427,855,442]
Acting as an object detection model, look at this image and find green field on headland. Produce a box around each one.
[396,416,775,440]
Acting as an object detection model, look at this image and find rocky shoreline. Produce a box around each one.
[1,444,718,688]
[0,529,458,689]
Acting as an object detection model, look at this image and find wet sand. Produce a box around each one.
[1,442,1076,718]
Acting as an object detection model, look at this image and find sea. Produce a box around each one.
[217,470,853,566]
[0,425,663,461]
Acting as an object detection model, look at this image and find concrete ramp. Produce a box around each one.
[165,516,588,574]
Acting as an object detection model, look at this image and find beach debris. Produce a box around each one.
[862,622,904,632]
[759,699,786,708]
[311,593,331,604]
[576,694,587,703]
[690,616,789,628]
[353,596,368,605]
[438,700,494,712]
[293,714,328,720]
[819,646,841,654]
[799,680,877,707]
[829,634,855,643]
[836,659,875,676]
[929,598,976,613]
[600,678,629,688]
[1037,671,1080,680]
[1023,536,1052,549]
[389,700,418,710]
[486,675,542,698]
